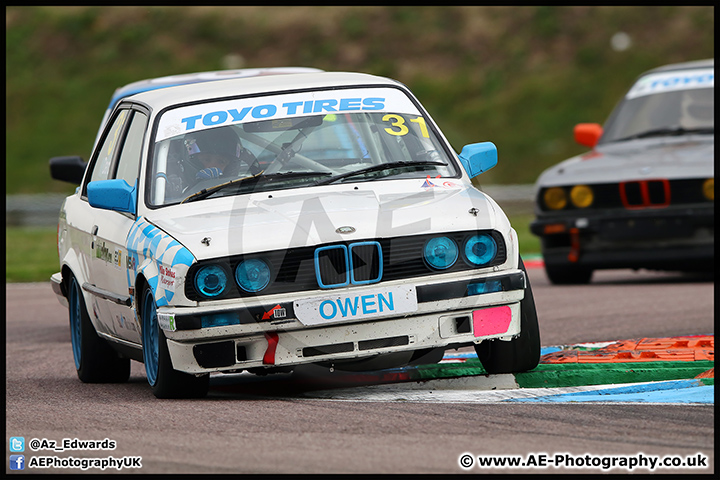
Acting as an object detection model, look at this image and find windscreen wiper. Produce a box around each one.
[312,161,446,186]
[615,126,714,142]
[181,171,265,204]
[181,171,332,203]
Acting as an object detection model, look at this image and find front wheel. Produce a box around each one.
[67,274,130,383]
[544,261,593,285]
[141,285,209,399]
[474,258,541,374]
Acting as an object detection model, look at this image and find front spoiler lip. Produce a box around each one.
[530,206,714,236]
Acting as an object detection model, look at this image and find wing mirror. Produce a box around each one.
[49,156,87,185]
[574,123,603,148]
[458,142,498,179]
[87,179,137,215]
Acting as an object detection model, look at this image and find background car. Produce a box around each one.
[530,59,714,284]
[50,69,540,398]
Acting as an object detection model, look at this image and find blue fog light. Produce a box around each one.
[195,265,228,297]
[201,313,240,328]
[464,234,497,266]
[467,280,503,296]
[235,258,271,293]
[424,237,459,270]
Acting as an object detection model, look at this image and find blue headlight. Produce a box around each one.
[464,234,497,266]
[235,258,271,293]
[194,265,228,298]
[424,236,459,270]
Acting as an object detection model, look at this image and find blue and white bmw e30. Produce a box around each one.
[50,69,539,398]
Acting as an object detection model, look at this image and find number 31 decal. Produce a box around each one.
[382,114,430,138]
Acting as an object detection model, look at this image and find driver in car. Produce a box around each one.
[184,126,258,183]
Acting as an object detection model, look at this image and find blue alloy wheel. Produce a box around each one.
[69,277,82,370]
[140,285,209,398]
[142,288,160,386]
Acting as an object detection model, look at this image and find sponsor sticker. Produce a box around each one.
[157,313,176,332]
[158,264,177,291]
[156,87,421,142]
[626,68,714,99]
[294,285,417,326]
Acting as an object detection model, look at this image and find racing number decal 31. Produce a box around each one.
[382,114,430,138]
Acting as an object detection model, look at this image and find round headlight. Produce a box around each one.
[464,234,497,266]
[424,237,458,270]
[194,265,228,298]
[235,258,271,293]
[570,185,594,208]
[702,178,713,201]
[543,187,567,210]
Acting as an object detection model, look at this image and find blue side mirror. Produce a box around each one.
[87,179,137,215]
[458,142,498,178]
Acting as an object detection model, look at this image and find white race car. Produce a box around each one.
[50,69,539,398]
[531,59,714,284]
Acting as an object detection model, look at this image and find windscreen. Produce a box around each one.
[600,67,714,144]
[148,87,458,206]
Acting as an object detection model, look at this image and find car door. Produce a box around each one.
[84,105,148,344]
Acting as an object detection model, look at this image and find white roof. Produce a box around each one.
[126,71,403,111]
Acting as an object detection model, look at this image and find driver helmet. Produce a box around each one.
[184,126,243,173]
[680,88,714,128]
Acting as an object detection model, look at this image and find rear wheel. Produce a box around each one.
[67,274,130,383]
[474,258,541,374]
[141,285,209,399]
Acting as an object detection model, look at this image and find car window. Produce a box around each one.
[600,67,714,144]
[115,111,148,186]
[88,109,131,184]
[148,87,458,206]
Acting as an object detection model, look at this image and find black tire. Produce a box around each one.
[67,274,130,383]
[140,285,209,399]
[474,258,541,374]
[544,262,593,285]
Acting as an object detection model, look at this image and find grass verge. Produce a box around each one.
[6,226,59,283]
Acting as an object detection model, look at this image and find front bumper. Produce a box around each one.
[51,272,68,308]
[160,269,527,374]
[530,206,714,270]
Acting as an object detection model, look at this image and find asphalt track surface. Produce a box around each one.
[5,267,714,474]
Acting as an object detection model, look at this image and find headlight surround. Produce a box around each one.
[463,233,498,266]
[235,258,271,293]
[570,184,594,208]
[702,178,714,201]
[423,236,459,270]
[194,264,228,298]
[543,187,567,210]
